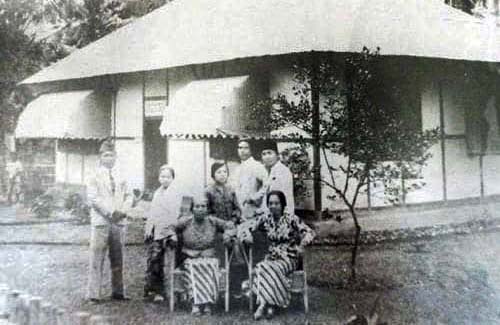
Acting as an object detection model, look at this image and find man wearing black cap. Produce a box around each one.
[261,140,295,213]
[86,138,133,303]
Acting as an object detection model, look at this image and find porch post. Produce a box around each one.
[438,81,448,202]
[311,53,322,217]
[479,153,485,200]
[142,72,146,190]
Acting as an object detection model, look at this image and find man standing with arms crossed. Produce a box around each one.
[86,138,133,303]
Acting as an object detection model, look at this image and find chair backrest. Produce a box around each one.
[296,253,305,271]
[180,195,193,216]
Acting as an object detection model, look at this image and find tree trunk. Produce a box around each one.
[348,206,361,281]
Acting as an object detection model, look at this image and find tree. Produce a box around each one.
[250,48,439,280]
[444,0,476,13]
[40,0,171,51]
[0,0,66,134]
[0,0,173,131]
[471,0,500,17]
[1,0,172,129]
[0,0,171,192]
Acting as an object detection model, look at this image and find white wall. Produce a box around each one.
[406,80,444,203]
[483,155,500,195]
[145,70,167,98]
[168,139,209,197]
[406,69,500,203]
[55,148,66,183]
[66,153,83,184]
[268,58,497,210]
[114,138,144,191]
[83,155,99,185]
[115,74,143,137]
[439,78,481,200]
[110,59,500,211]
[446,139,481,199]
[114,73,145,190]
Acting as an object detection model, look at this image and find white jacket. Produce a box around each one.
[86,166,133,226]
[265,161,295,213]
[144,182,183,240]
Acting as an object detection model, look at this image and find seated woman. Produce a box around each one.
[238,190,316,320]
[173,193,236,316]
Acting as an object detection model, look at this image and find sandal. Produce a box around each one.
[254,304,265,321]
[192,305,202,316]
[266,306,275,319]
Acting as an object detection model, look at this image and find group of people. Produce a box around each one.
[85,137,316,320]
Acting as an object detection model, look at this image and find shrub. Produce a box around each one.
[30,193,55,218]
[64,192,90,224]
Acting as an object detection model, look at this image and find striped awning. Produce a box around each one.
[15,90,111,139]
[160,75,268,138]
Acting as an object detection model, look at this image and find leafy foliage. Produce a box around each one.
[0,0,65,135]
[280,145,311,201]
[40,0,170,50]
[30,192,55,218]
[0,0,171,135]
[0,0,172,192]
[250,48,440,279]
[64,192,90,224]
[251,48,439,207]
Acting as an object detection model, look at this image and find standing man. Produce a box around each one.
[261,141,295,213]
[5,152,23,205]
[234,139,268,220]
[232,139,268,298]
[86,138,133,303]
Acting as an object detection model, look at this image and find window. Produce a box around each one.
[144,70,168,119]
[465,77,500,155]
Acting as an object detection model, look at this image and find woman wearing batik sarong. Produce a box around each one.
[238,190,316,320]
[174,193,236,316]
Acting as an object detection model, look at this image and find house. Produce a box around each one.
[17,0,500,213]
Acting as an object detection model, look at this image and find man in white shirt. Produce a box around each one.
[86,138,133,303]
[234,139,268,220]
[5,152,23,205]
[261,140,295,213]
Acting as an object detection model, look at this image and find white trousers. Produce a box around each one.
[86,224,127,299]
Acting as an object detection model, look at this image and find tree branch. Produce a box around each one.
[343,155,351,196]
[319,179,354,211]
[322,147,336,188]
[352,163,371,207]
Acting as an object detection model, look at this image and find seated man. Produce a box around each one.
[173,193,236,316]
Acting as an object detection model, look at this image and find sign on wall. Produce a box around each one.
[145,99,167,118]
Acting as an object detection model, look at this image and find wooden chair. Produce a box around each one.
[166,244,235,312]
[244,246,309,314]
[290,252,309,313]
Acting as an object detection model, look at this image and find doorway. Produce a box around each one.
[144,119,167,193]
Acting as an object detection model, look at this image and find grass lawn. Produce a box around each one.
[1,230,500,324]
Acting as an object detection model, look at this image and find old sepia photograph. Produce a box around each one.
[1,0,500,324]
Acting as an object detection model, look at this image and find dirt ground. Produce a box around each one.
[1,230,500,324]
